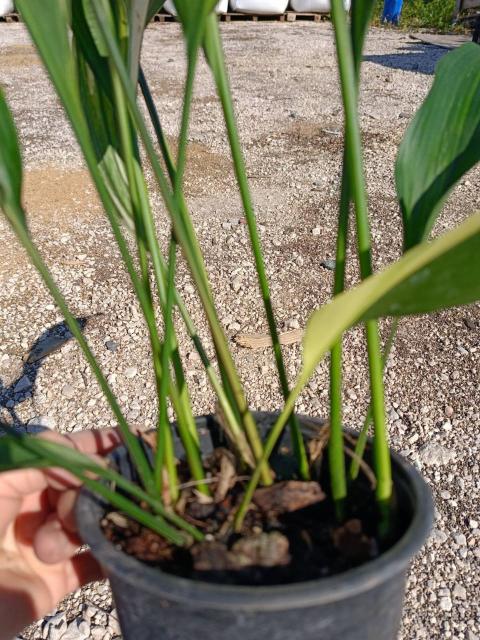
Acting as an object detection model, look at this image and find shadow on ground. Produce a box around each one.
[363,43,449,75]
[0,319,87,429]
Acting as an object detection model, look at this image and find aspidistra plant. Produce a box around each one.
[1,0,480,544]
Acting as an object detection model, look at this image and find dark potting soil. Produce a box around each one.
[101,448,409,586]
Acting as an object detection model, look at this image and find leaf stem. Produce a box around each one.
[92,5,272,484]
[330,0,392,506]
[204,15,309,480]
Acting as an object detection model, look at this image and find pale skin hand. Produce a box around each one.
[0,429,121,640]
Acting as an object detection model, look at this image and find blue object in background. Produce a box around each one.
[382,0,404,25]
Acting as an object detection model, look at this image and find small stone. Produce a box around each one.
[108,611,121,636]
[431,529,448,544]
[311,226,321,236]
[439,596,453,612]
[445,405,454,418]
[221,221,232,230]
[42,612,67,640]
[389,408,399,421]
[61,619,90,640]
[287,318,300,330]
[105,340,118,352]
[320,259,336,271]
[419,443,457,466]
[93,611,108,626]
[469,519,478,529]
[61,383,75,399]
[442,420,452,432]
[463,317,476,330]
[231,275,243,293]
[454,533,467,546]
[82,605,98,621]
[184,283,195,295]
[14,375,32,393]
[27,415,55,432]
[91,627,106,640]
[467,631,479,640]
[452,583,467,600]
[440,490,451,500]
[125,367,137,379]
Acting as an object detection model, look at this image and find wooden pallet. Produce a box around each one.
[0,12,21,22]
[0,10,327,25]
[151,11,327,23]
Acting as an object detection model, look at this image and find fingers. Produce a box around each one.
[33,513,81,564]
[39,427,121,456]
[37,428,122,490]
[67,428,122,456]
[55,488,78,534]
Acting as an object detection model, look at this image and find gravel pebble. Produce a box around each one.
[61,383,75,400]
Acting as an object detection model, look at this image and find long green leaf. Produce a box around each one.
[0,90,23,214]
[146,0,165,24]
[350,0,376,76]
[397,43,480,250]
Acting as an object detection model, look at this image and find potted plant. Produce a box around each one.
[1,1,479,638]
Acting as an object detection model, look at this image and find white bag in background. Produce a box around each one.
[289,0,350,12]
[0,0,14,17]
[229,0,289,15]
[164,0,228,14]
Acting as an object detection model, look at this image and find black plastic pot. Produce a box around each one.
[76,413,433,640]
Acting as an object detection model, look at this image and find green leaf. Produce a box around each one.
[301,214,480,387]
[146,0,165,24]
[0,436,50,471]
[397,44,480,250]
[173,0,218,50]
[82,0,110,57]
[125,0,167,84]
[350,0,376,75]
[0,90,23,216]
[99,146,135,230]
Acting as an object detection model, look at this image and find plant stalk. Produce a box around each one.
[204,15,309,480]
[92,4,272,484]
[330,0,392,507]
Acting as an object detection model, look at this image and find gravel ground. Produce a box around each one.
[0,20,479,640]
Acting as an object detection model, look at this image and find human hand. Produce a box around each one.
[0,428,121,640]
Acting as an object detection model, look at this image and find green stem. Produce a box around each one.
[328,159,350,514]
[204,15,309,480]
[154,237,178,496]
[4,207,156,497]
[330,0,392,506]
[234,383,300,531]
[139,66,256,469]
[139,66,176,181]
[92,4,272,485]
[349,319,399,480]
[140,77,257,476]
